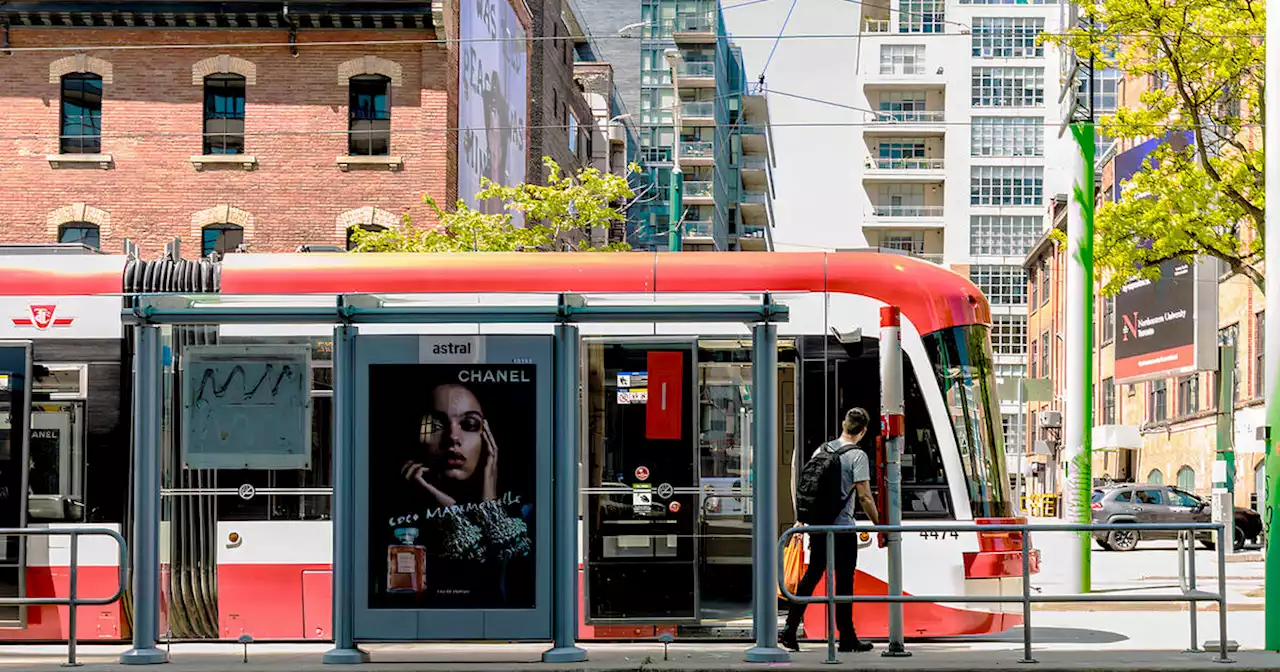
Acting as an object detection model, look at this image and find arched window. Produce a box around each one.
[202,224,244,257]
[348,75,391,156]
[345,223,386,251]
[61,73,103,154]
[204,73,246,155]
[1147,469,1164,485]
[1176,466,1196,492]
[58,222,100,249]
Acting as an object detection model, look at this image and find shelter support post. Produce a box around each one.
[880,307,910,657]
[120,325,168,665]
[745,322,789,663]
[324,325,370,665]
[543,324,588,663]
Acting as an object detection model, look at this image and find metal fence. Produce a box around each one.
[778,521,1232,665]
[0,528,128,666]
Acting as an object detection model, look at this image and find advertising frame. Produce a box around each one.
[352,334,553,641]
[1111,131,1217,384]
[458,0,529,224]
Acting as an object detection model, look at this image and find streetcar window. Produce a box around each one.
[922,324,1014,518]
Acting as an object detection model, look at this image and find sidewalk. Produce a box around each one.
[0,642,1275,671]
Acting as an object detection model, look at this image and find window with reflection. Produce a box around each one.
[203,74,246,155]
[58,222,100,249]
[349,75,391,156]
[61,73,102,154]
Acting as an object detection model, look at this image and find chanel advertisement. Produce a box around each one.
[367,363,537,610]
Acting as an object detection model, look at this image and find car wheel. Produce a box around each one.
[1234,527,1246,552]
[1095,539,1114,551]
[1107,528,1139,551]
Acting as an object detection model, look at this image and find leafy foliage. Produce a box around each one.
[1048,0,1264,293]
[348,157,637,253]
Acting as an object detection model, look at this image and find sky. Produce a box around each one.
[721,0,868,251]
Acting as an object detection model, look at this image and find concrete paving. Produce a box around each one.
[0,641,1275,671]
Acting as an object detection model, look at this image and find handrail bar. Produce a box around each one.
[777,521,1230,665]
[0,527,128,667]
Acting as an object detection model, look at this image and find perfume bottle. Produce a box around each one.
[387,527,425,594]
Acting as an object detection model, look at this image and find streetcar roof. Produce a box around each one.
[0,251,990,335]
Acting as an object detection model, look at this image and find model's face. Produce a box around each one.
[420,384,484,482]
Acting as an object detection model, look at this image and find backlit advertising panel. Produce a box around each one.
[1112,132,1217,382]
[459,0,528,224]
[354,335,551,641]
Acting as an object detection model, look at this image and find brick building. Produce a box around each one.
[526,0,594,183]
[1022,110,1265,510]
[0,0,625,256]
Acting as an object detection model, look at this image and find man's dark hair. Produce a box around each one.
[842,407,870,437]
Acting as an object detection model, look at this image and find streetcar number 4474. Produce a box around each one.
[920,531,959,540]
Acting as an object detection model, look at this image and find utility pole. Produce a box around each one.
[664,48,684,252]
[880,306,910,658]
[1062,32,1096,595]
[1263,0,1279,645]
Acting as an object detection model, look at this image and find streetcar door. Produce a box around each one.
[27,401,86,523]
[0,342,33,625]
[583,340,699,626]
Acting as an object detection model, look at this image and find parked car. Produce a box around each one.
[1090,484,1260,552]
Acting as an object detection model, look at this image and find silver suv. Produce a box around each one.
[1090,484,1217,552]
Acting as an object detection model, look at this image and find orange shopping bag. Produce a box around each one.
[778,530,805,600]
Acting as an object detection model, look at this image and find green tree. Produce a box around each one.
[1050,0,1264,294]
[349,157,638,253]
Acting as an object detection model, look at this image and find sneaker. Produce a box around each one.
[778,630,800,652]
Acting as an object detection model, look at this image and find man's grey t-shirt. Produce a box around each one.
[810,438,871,526]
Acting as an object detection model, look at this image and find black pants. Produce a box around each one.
[783,531,859,639]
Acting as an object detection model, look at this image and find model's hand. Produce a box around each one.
[401,460,457,508]
[482,420,499,502]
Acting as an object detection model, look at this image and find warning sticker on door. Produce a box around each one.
[616,388,648,405]
[631,484,653,512]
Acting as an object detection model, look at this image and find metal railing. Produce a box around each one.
[684,180,714,198]
[778,522,1231,665]
[678,61,716,78]
[0,527,128,667]
[680,141,714,159]
[872,110,946,123]
[870,157,946,170]
[681,102,715,119]
[869,205,944,218]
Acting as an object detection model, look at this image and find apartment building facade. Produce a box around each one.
[848,0,1075,456]
[577,0,777,251]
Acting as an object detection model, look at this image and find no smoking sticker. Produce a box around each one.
[668,501,681,513]
[635,466,650,481]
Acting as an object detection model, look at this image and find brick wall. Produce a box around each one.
[0,27,454,256]
[527,0,593,184]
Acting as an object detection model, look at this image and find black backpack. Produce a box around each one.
[795,441,856,525]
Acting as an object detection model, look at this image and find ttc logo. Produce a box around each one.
[11,305,74,330]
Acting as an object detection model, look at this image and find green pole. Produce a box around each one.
[668,168,684,252]
[1066,120,1095,594]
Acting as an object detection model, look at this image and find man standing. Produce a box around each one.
[780,407,880,653]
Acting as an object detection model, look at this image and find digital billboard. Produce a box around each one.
[1111,132,1217,383]
[459,0,528,224]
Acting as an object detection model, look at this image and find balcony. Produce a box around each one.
[680,141,715,166]
[864,157,946,182]
[865,204,945,228]
[863,67,947,91]
[679,102,715,126]
[676,61,716,88]
[740,155,771,194]
[684,179,714,204]
[682,220,715,242]
[737,223,770,251]
[865,110,946,136]
[740,188,773,227]
[672,15,716,43]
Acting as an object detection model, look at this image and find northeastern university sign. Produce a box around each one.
[1114,258,1218,383]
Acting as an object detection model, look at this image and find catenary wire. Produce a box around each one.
[0,30,1265,53]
